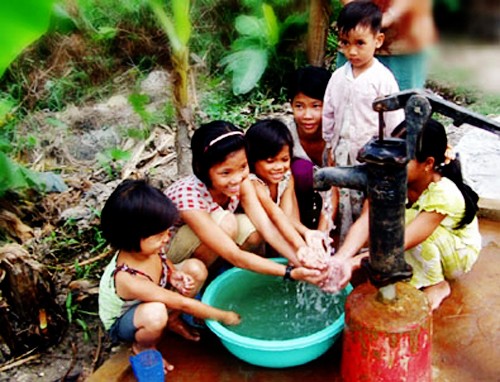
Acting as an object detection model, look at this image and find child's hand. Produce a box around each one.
[221,311,241,326]
[305,230,333,252]
[291,266,326,286]
[297,246,328,271]
[299,230,332,270]
[320,256,346,294]
[324,251,368,292]
[170,271,195,296]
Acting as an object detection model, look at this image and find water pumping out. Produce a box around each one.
[314,89,500,381]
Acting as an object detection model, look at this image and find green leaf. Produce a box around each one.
[220,49,268,95]
[262,3,279,46]
[235,15,266,39]
[242,0,262,10]
[94,26,117,41]
[282,12,308,31]
[148,0,182,53]
[0,98,15,127]
[0,152,48,196]
[172,0,191,45]
[65,293,73,323]
[231,36,264,51]
[109,148,131,161]
[0,0,56,78]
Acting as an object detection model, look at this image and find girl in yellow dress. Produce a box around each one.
[335,118,481,309]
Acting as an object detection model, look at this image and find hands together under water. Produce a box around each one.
[298,230,350,294]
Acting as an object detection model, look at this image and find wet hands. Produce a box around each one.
[299,230,350,293]
[221,311,241,326]
[290,266,324,285]
[320,256,347,294]
[322,251,369,293]
[300,230,332,270]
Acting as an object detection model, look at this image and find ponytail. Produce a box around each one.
[438,153,478,229]
[394,118,479,229]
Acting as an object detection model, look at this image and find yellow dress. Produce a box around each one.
[404,178,481,289]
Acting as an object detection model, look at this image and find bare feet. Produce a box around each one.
[423,280,451,310]
[131,344,174,373]
[167,314,201,341]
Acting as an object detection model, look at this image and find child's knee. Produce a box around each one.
[182,258,208,284]
[219,213,238,240]
[138,302,168,330]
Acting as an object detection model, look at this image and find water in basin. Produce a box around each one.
[210,272,348,340]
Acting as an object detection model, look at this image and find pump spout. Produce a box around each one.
[314,166,368,192]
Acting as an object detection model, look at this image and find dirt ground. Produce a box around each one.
[0,37,499,382]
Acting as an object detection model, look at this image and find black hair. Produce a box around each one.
[287,66,331,102]
[100,179,178,252]
[337,0,382,36]
[415,119,478,229]
[246,119,294,172]
[191,120,246,188]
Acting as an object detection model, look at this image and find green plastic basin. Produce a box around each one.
[202,258,352,368]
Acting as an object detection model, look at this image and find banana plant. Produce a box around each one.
[0,0,55,78]
[0,0,57,197]
[220,1,308,95]
[148,0,193,176]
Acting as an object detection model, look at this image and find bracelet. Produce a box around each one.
[284,265,295,281]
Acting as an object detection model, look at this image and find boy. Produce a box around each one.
[322,0,404,242]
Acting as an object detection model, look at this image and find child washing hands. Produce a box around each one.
[98,179,240,373]
[332,119,481,309]
[246,119,344,292]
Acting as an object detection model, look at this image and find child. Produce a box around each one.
[281,66,332,231]
[338,0,437,91]
[246,119,330,270]
[165,120,324,284]
[98,179,240,373]
[334,119,481,310]
[322,0,405,242]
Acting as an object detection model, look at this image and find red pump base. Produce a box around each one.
[341,282,432,382]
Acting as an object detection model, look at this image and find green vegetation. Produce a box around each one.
[0,0,496,206]
[65,291,97,342]
[220,0,308,95]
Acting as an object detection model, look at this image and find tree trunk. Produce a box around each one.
[307,0,331,66]
[172,48,193,177]
[0,244,66,359]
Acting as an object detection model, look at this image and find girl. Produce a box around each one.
[282,66,333,231]
[98,179,240,373]
[246,119,330,270]
[165,120,324,284]
[334,119,481,309]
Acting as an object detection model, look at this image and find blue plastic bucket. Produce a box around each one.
[129,349,165,381]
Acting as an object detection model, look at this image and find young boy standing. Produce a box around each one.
[322,0,405,243]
